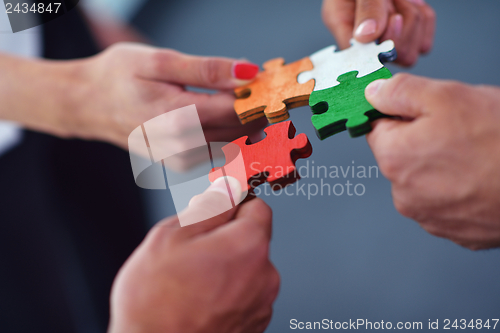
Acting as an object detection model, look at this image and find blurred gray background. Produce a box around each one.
[130,0,500,331]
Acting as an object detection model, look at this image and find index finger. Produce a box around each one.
[322,0,356,49]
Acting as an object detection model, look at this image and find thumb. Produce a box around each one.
[365,73,435,119]
[143,49,259,90]
[354,0,390,43]
[174,176,244,238]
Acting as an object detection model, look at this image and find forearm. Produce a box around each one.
[0,53,87,138]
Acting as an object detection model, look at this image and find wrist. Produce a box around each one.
[53,57,97,140]
[0,54,91,139]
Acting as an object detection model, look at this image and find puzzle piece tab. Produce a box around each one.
[310,67,392,139]
[234,57,314,124]
[209,121,312,194]
[297,39,396,91]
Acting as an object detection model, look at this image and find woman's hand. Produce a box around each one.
[71,43,266,152]
[322,0,436,66]
[0,44,266,169]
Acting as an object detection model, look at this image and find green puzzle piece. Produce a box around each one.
[310,67,392,139]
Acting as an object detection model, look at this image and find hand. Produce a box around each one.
[365,73,500,250]
[0,44,265,170]
[108,177,280,333]
[69,43,266,167]
[322,0,436,66]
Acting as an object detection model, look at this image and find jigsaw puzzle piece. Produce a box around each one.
[297,39,396,91]
[310,67,392,139]
[234,57,314,124]
[262,122,312,186]
[209,121,312,194]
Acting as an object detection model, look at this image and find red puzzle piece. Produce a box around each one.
[209,121,312,193]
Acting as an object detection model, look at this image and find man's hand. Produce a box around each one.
[365,74,500,250]
[108,177,280,333]
[322,0,435,66]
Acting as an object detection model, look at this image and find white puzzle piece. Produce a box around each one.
[297,39,396,91]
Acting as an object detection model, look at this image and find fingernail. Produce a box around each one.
[365,79,386,97]
[233,79,253,86]
[232,62,259,80]
[355,19,377,37]
[407,0,425,5]
[207,176,242,202]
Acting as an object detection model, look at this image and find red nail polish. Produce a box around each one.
[233,62,259,80]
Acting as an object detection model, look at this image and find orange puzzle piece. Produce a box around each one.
[234,57,315,124]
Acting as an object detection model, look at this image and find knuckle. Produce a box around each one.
[226,236,248,255]
[104,42,146,62]
[394,48,408,64]
[406,5,422,24]
[405,53,419,66]
[321,4,333,26]
[390,73,413,91]
[199,58,223,86]
[270,267,281,290]
[463,243,483,251]
[265,267,281,301]
[236,226,269,256]
[105,42,130,54]
[164,109,193,136]
[167,155,197,172]
[414,7,424,24]
[321,2,346,27]
[423,5,436,22]
[420,222,448,239]
[395,49,417,66]
[358,0,381,15]
[146,221,178,249]
[247,227,270,251]
[393,197,416,219]
[188,193,202,206]
[421,40,433,54]
[172,139,195,157]
[196,194,229,214]
[151,49,179,76]
[386,73,413,100]
[434,81,468,106]
[253,309,273,333]
[396,51,415,67]
[443,80,467,94]
[391,72,411,84]
[377,155,401,181]
[100,43,130,65]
